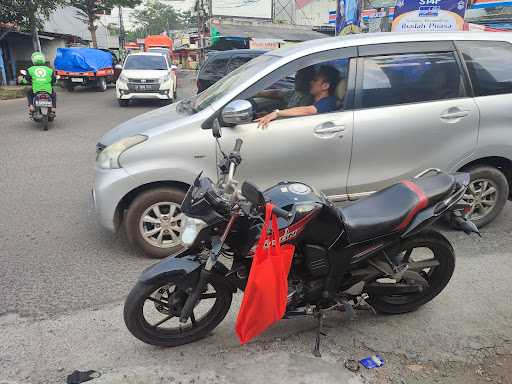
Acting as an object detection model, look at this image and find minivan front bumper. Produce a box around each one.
[117,88,172,100]
[93,166,141,232]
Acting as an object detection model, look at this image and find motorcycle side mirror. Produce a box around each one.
[242,181,265,208]
[212,119,222,138]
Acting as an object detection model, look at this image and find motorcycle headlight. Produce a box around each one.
[181,215,207,247]
[96,135,147,169]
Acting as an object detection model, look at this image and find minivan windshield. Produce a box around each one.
[192,54,279,112]
[124,55,167,70]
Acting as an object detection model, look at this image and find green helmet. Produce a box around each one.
[31,52,46,65]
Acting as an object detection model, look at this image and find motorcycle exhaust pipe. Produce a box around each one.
[365,281,427,296]
[453,216,481,237]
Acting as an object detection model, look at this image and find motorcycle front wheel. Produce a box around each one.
[124,272,233,347]
[368,230,455,314]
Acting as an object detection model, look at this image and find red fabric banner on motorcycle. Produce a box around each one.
[235,203,294,344]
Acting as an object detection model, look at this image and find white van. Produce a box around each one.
[116,52,177,106]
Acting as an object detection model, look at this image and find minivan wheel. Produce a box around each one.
[460,166,509,228]
[125,187,187,258]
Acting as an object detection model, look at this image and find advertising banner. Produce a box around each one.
[392,0,467,32]
[336,0,364,35]
[212,0,272,19]
[471,0,512,8]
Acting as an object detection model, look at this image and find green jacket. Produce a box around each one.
[26,65,55,94]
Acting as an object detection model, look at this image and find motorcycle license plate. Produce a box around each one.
[71,78,84,83]
[35,100,52,107]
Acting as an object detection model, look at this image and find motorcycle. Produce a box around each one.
[20,70,56,131]
[124,123,480,354]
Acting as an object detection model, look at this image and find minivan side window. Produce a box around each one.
[458,41,512,97]
[203,56,229,76]
[358,52,464,109]
[226,55,254,72]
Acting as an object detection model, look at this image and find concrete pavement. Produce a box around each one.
[0,71,511,383]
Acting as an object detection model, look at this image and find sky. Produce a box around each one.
[108,0,196,30]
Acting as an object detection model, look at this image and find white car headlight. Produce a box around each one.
[159,73,171,83]
[96,135,147,169]
[181,215,207,247]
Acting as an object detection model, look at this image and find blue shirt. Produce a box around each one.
[314,96,338,114]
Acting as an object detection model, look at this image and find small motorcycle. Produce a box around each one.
[20,70,55,131]
[123,123,479,354]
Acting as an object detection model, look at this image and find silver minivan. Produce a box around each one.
[94,32,512,258]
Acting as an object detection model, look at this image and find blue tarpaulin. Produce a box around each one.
[54,48,112,73]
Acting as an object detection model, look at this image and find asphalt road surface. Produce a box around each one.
[0,71,511,383]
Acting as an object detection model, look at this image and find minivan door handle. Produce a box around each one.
[440,108,469,122]
[314,121,345,138]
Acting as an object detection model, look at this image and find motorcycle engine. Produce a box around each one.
[287,245,330,310]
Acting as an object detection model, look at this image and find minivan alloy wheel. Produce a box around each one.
[462,178,498,221]
[139,202,184,248]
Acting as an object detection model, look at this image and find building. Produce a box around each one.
[0,27,88,86]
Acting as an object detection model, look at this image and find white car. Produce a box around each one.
[116,52,177,106]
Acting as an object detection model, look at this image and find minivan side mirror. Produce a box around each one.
[170,65,178,71]
[212,119,222,138]
[115,64,123,70]
[221,99,253,126]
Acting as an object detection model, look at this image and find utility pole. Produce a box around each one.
[118,6,126,51]
[26,0,41,52]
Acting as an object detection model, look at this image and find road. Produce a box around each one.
[0,71,511,383]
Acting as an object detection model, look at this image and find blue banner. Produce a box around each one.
[392,0,467,31]
[336,0,363,35]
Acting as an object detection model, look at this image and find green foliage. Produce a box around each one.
[68,0,142,26]
[127,0,194,39]
[0,0,65,30]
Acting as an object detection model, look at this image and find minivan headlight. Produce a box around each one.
[96,135,147,169]
[160,73,171,83]
[181,215,207,247]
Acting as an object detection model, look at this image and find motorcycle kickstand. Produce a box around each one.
[312,310,327,358]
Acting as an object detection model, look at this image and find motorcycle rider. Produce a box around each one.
[23,52,57,114]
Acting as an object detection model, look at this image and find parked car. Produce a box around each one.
[95,32,512,258]
[116,52,177,106]
[197,49,268,93]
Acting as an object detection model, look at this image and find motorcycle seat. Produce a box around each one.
[339,174,455,244]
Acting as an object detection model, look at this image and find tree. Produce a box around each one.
[130,0,184,37]
[67,0,142,48]
[1,0,65,51]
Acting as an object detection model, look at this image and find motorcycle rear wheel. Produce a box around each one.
[42,114,49,131]
[368,230,455,314]
[124,272,233,347]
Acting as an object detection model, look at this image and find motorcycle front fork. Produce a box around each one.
[179,214,238,323]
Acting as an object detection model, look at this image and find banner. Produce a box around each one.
[471,0,512,8]
[336,0,363,35]
[212,0,272,19]
[392,0,467,32]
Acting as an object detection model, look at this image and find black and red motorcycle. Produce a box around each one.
[124,125,479,353]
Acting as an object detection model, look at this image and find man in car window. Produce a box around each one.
[257,66,315,108]
[256,65,340,129]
